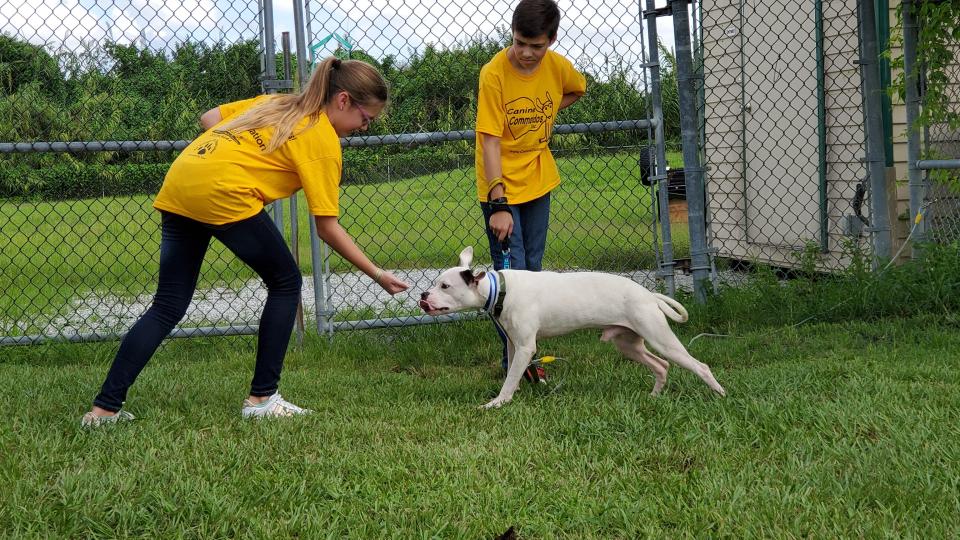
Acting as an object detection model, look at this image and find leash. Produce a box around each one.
[487,245,551,384]
[500,239,511,270]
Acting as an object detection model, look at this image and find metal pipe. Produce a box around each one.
[261,0,277,93]
[816,0,829,251]
[638,0,662,297]
[0,120,658,154]
[331,312,480,331]
[903,0,925,253]
[0,141,190,153]
[277,31,305,345]
[859,0,893,263]
[0,313,486,345]
[644,0,676,297]
[290,0,330,337]
[671,0,711,303]
[916,159,960,170]
[341,120,657,147]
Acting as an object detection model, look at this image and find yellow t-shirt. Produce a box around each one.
[154,95,343,225]
[475,48,587,204]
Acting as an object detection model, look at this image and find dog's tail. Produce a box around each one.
[654,293,688,323]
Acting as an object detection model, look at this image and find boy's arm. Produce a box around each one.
[559,92,583,111]
[482,134,505,199]
[558,56,588,112]
[482,134,513,241]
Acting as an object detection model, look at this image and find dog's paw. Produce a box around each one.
[481,397,511,409]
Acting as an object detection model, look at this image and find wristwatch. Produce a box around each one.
[489,196,510,215]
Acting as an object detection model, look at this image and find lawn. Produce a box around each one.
[2,313,958,537]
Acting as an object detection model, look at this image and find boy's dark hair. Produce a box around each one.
[511,0,561,40]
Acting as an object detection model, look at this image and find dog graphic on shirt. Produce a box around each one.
[504,92,554,143]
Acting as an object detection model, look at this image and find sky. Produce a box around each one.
[1,0,679,81]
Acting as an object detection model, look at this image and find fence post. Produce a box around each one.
[859,0,893,264]
[903,0,925,253]
[644,0,676,297]
[278,32,305,346]
[292,0,331,336]
[671,0,710,303]
[259,0,284,230]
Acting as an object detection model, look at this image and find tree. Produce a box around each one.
[0,34,65,98]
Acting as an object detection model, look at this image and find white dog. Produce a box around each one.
[419,247,726,409]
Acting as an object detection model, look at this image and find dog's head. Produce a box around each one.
[419,246,488,315]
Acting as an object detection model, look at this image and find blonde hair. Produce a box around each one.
[218,57,389,153]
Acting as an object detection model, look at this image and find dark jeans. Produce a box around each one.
[93,210,302,412]
[480,193,551,370]
[480,193,551,272]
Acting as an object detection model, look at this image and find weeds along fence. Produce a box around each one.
[0,0,667,345]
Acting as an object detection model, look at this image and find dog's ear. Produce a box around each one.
[459,269,486,288]
[458,246,474,268]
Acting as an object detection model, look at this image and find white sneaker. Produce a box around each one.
[81,409,135,428]
[242,393,312,419]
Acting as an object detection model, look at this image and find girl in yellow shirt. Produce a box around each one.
[82,57,409,426]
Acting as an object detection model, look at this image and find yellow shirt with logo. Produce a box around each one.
[474,48,587,204]
[154,95,342,225]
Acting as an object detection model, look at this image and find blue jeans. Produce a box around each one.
[480,193,551,272]
[480,193,551,369]
[93,210,302,412]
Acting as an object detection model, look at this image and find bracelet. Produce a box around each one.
[486,177,505,197]
[374,268,384,283]
[488,196,510,215]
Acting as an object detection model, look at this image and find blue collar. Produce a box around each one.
[484,271,506,317]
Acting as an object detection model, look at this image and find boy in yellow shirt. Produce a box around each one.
[476,0,586,382]
[82,57,410,426]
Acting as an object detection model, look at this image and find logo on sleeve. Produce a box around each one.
[193,139,218,158]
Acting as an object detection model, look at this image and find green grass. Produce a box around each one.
[1,313,958,537]
[0,151,688,326]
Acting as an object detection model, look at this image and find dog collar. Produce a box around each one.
[484,271,507,317]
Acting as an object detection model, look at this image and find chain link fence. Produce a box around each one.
[0,0,272,344]
[305,0,665,332]
[1,0,664,344]
[694,0,873,279]
[920,30,960,244]
[8,0,951,346]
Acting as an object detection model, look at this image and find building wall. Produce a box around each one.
[700,0,868,270]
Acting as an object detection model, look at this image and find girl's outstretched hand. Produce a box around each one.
[377,271,410,295]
